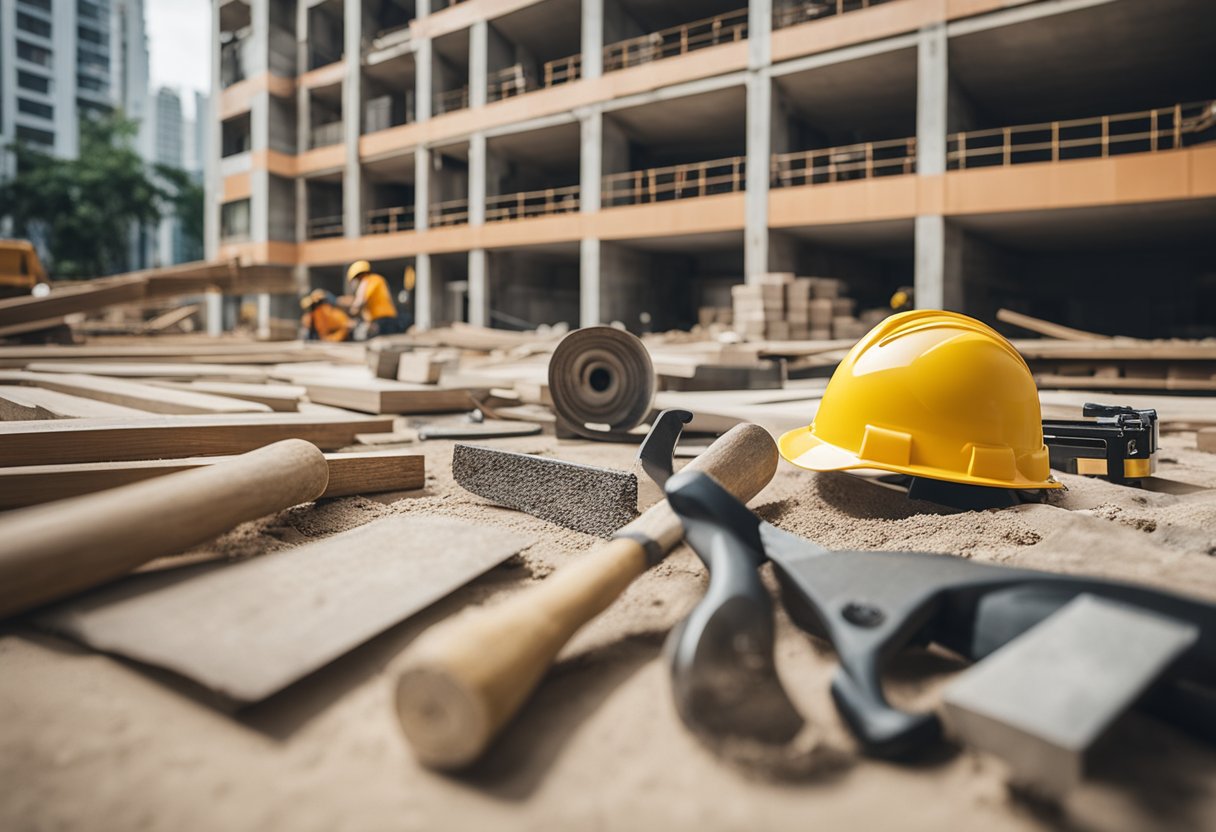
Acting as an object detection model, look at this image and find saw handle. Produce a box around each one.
[394,422,778,769]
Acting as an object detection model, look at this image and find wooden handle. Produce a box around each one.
[0,439,329,619]
[395,422,778,768]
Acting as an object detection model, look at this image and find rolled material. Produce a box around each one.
[548,326,655,440]
[395,422,779,769]
[0,439,329,619]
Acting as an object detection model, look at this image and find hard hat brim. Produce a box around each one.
[778,425,1061,491]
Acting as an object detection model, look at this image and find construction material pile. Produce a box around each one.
[727,272,889,341]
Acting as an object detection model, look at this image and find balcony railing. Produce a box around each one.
[434,85,470,115]
[365,205,416,235]
[948,101,1215,169]
[602,156,746,207]
[306,215,345,240]
[310,121,344,149]
[603,7,748,73]
[772,137,917,187]
[544,54,581,88]
[773,0,893,30]
[429,198,470,227]
[486,64,530,103]
[485,186,580,222]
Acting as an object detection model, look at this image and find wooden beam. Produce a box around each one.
[0,278,146,328]
[996,309,1111,341]
[23,361,269,382]
[0,450,424,508]
[1198,428,1216,454]
[0,342,363,368]
[0,371,272,414]
[0,387,149,420]
[303,380,473,415]
[1033,374,1216,393]
[0,413,395,465]
[146,380,304,412]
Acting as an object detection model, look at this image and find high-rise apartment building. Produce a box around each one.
[207,0,1216,336]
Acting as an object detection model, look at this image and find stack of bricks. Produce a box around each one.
[732,273,879,341]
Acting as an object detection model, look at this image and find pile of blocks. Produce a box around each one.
[730,273,885,341]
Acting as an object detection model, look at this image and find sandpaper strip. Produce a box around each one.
[36,516,532,703]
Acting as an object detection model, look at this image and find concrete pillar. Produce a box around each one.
[204,0,222,261]
[582,0,603,79]
[415,147,431,230]
[580,111,602,213]
[468,249,488,327]
[744,74,771,282]
[469,20,488,109]
[415,252,433,330]
[343,0,363,238]
[415,35,433,121]
[469,132,486,225]
[748,0,772,71]
[205,290,224,337]
[915,22,949,309]
[580,237,601,327]
[248,1,272,247]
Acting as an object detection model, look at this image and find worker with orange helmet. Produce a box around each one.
[347,260,405,338]
[300,289,352,342]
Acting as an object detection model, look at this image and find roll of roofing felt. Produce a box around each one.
[548,326,655,441]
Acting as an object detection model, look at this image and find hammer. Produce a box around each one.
[394,420,779,769]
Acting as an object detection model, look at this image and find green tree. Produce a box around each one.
[0,114,191,278]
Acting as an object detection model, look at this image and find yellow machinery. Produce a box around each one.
[0,240,48,298]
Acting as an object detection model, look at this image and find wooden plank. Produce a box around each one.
[0,387,148,420]
[23,361,269,382]
[146,380,304,412]
[35,516,533,702]
[304,379,473,415]
[1198,428,1216,453]
[0,371,271,414]
[996,309,1110,341]
[142,304,200,333]
[1037,390,1216,430]
[0,278,146,328]
[0,414,396,465]
[0,316,70,338]
[1012,340,1216,362]
[0,342,362,368]
[0,450,424,508]
[1034,374,1216,393]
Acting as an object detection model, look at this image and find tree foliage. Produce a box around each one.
[0,114,202,278]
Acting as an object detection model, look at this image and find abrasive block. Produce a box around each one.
[452,443,638,537]
[941,595,1198,794]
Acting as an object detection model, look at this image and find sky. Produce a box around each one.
[145,0,211,119]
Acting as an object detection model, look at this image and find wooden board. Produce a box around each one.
[1037,390,1216,430]
[0,342,362,367]
[304,379,473,415]
[35,516,532,702]
[0,278,146,328]
[0,371,271,414]
[0,413,395,465]
[1198,428,1216,453]
[0,451,424,508]
[23,361,269,382]
[0,387,148,420]
[996,309,1110,341]
[147,380,305,412]
[1034,374,1216,393]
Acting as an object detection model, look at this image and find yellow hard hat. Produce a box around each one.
[779,310,1059,490]
[347,260,372,283]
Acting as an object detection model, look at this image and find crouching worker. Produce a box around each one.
[300,289,352,342]
[347,260,405,338]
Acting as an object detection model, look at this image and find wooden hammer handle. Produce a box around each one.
[395,423,778,769]
[0,439,329,619]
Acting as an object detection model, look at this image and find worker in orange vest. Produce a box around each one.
[347,260,405,338]
[300,289,352,342]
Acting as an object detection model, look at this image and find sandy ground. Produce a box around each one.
[2,428,1215,831]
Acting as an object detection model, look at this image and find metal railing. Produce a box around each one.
[309,121,344,149]
[365,205,416,235]
[429,198,470,227]
[948,101,1215,169]
[773,0,893,30]
[306,215,345,240]
[772,137,917,187]
[485,186,581,222]
[602,156,746,207]
[603,7,748,73]
[434,85,470,115]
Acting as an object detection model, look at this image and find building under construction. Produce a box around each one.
[208,0,1216,337]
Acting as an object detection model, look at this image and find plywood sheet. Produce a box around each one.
[37,516,532,702]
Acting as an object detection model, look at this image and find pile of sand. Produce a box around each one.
[2,433,1214,831]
